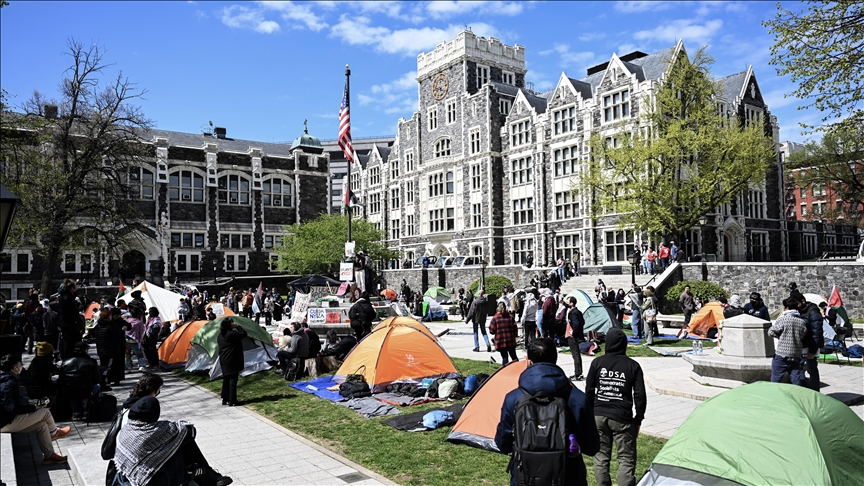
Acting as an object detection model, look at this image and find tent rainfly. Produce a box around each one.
[118,281,185,322]
[185,316,277,380]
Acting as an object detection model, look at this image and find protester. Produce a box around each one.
[585,328,646,486]
[494,338,600,486]
[58,341,102,421]
[565,296,586,381]
[724,294,745,319]
[142,307,162,371]
[641,288,659,345]
[521,290,539,349]
[615,289,626,325]
[89,308,126,386]
[768,298,808,386]
[541,288,558,341]
[217,318,247,406]
[319,333,357,361]
[629,286,644,340]
[303,322,321,357]
[42,301,61,352]
[0,354,72,464]
[797,294,824,391]
[743,292,770,321]
[58,279,83,360]
[679,285,696,326]
[276,322,308,373]
[489,303,519,365]
[465,289,491,353]
[348,293,375,340]
[27,342,58,398]
[658,243,670,271]
[595,279,607,301]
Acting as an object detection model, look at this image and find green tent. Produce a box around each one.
[424,286,452,303]
[638,382,864,486]
[185,316,277,380]
[583,303,616,333]
[565,288,593,312]
[189,316,272,357]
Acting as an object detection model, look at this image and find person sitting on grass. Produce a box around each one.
[319,333,358,361]
[0,354,71,465]
[275,322,308,373]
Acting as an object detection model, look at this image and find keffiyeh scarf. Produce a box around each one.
[114,418,190,486]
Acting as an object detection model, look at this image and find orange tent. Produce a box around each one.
[688,302,726,338]
[158,320,208,369]
[380,288,397,302]
[84,302,101,320]
[447,360,528,451]
[335,316,457,391]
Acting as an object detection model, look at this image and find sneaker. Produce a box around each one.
[71,412,84,421]
[138,366,148,372]
[51,426,71,440]
[472,347,480,352]
[487,345,492,352]
[42,452,68,465]
[207,469,233,486]
[574,375,584,381]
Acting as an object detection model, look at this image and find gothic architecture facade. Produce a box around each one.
[352,30,788,267]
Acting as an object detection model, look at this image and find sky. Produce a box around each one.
[0,1,817,144]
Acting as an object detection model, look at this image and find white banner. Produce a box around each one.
[344,241,355,259]
[291,292,311,321]
[339,261,354,281]
[307,307,327,325]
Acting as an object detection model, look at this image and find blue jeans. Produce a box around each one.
[631,309,643,338]
[557,267,566,283]
[771,355,804,385]
[472,320,489,349]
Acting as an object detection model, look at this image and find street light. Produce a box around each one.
[549,230,557,265]
[698,214,709,280]
[480,258,487,291]
[627,249,640,286]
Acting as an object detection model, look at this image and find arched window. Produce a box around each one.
[169,170,204,202]
[446,171,454,194]
[263,178,293,207]
[127,167,154,199]
[218,174,250,204]
[435,139,451,158]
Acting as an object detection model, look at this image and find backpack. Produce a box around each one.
[511,386,573,486]
[88,394,118,423]
[283,357,304,382]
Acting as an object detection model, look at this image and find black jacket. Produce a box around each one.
[305,329,322,357]
[89,318,126,357]
[800,302,824,353]
[217,326,248,376]
[43,307,60,337]
[465,295,487,325]
[568,307,585,342]
[0,371,36,428]
[58,289,80,333]
[321,335,357,361]
[348,299,375,338]
[27,355,58,394]
[586,328,646,425]
[59,352,101,400]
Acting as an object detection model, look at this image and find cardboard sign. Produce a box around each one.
[307,307,327,325]
[337,281,349,296]
[209,303,226,316]
[339,262,354,281]
[345,241,356,259]
[291,292,311,321]
[326,312,342,324]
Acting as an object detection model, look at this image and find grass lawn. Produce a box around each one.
[852,318,864,324]
[176,358,666,486]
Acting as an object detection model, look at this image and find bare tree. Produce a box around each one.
[1,39,154,292]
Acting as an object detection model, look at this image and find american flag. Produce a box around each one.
[338,80,354,164]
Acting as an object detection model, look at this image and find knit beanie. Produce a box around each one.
[36,342,54,357]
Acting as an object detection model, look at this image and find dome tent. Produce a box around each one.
[185,316,277,380]
[687,301,726,338]
[158,320,208,370]
[564,288,594,312]
[583,303,617,334]
[118,280,184,322]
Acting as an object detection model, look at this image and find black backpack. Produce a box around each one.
[88,394,118,423]
[511,387,572,486]
[283,357,305,382]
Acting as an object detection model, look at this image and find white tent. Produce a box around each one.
[119,281,184,322]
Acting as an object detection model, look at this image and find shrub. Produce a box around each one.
[468,275,513,299]
[666,280,728,304]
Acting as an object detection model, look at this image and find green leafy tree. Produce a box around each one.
[787,126,864,227]
[0,39,153,292]
[764,1,864,132]
[273,213,399,276]
[581,47,775,243]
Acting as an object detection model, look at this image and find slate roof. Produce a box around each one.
[142,128,297,157]
[627,45,677,81]
[376,145,392,164]
[620,61,645,81]
[491,81,521,97]
[718,71,748,104]
[357,152,370,170]
[567,78,593,100]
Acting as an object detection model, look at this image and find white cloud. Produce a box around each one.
[551,43,598,72]
[359,70,419,116]
[578,32,605,42]
[762,88,799,110]
[330,15,498,55]
[614,1,674,13]
[426,1,523,19]
[259,1,328,31]
[634,19,723,45]
[221,5,281,34]
[370,71,418,94]
[617,43,640,55]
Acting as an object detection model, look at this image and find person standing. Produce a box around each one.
[640,245,649,275]
[217,318,247,406]
[42,301,61,353]
[556,257,567,284]
[679,285,696,326]
[489,303,518,365]
[348,293,375,340]
[142,307,162,371]
[565,296,586,381]
[586,328,646,486]
[797,294,824,392]
[572,248,581,277]
[521,290,539,349]
[541,288,558,341]
[646,247,656,274]
[525,251,534,268]
[58,279,82,360]
[670,240,678,262]
[465,289,491,353]
[743,292,770,321]
[89,308,126,387]
[768,298,808,386]
[594,279,607,301]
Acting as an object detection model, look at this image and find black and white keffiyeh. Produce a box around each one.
[114,416,190,486]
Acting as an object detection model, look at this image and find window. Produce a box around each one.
[64,254,75,272]
[350,173,360,192]
[604,230,634,262]
[554,234,580,261]
[604,136,620,149]
[14,253,29,273]
[511,156,533,185]
[428,173,444,197]
[171,232,205,248]
[446,171,454,194]
[428,208,454,232]
[603,90,630,122]
[406,214,416,236]
[553,146,578,177]
[812,201,826,215]
[406,180,414,203]
[269,254,279,271]
[751,232,769,261]
[469,130,481,154]
[369,167,381,186]
[499,99,512,115]
[472,203,482,227]
[369,192,381,214]
[405,152,415,172]
[745,107,763,128]
[390,187,400,209]
[553,106,576,135]
[390,220,400,240]
[446,100,457,124]
[812,184,826,197]
[511,120,531,146]
[127,167,155,199]
[501,71,514,85]
[512,238,533,264]
[219,234,251,249]
[435,139,451,158]
[176,254,200,273]
[800,203,807,216]
[800,186,807,198]
[218,175,250,205]
[264,235,283,249]
[169,171,204,202]
[262,178,292,207]
[225,254,247,272]
[512,198,534,225]
[748,190,766,219]
[471,164,482,191]
[477,65,489,86]
[555,191,579,219]
[428,106,438,131]
[683,229,700,260]
[390,160,400,180]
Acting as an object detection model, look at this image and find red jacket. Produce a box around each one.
[658,246,670,259]
[489,311,518,350]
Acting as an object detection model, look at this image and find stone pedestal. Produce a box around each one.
[685,314,774,388]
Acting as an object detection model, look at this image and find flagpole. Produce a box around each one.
[345,64,352,245]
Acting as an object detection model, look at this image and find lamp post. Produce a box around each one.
[698,215,709,280]
[549,230,557,266]
[480,258,487,291]
[627,249,640,287]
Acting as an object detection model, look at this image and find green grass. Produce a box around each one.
[820,356,863,367]
[851,318,864,324]
[175,358,666,486]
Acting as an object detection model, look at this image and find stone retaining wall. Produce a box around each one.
[380,265,536,294]
[680,262,863,316]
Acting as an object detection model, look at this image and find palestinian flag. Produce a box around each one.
[828,285,843,307]
[251,281,264,315]
[116,281,127,301]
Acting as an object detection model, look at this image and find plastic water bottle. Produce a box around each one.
[306,385,318,391]
[692,341,698,354]
[698,341,704,355]
[568,434,579,453]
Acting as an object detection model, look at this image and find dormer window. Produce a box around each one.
[501,71,514,85]
[511,120,531,147]
[603,90,630,123]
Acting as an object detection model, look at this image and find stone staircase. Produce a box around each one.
[560,271,658,299]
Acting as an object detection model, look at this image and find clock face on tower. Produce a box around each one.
[431,72,449,100]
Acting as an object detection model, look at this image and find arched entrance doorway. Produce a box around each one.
[121,250,146,283]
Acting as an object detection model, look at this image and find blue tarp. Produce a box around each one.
[289,377,344,402]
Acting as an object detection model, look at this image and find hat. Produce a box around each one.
[730,294,742,307]
[74,341,89,353]
[749,292,761,300]
[130,290,143,299]
[128,396,160,423]
[36,342,54,357]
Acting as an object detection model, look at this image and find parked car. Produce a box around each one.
[454,256,482,267]
[414,256,438,268]
[433,256,456,268]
